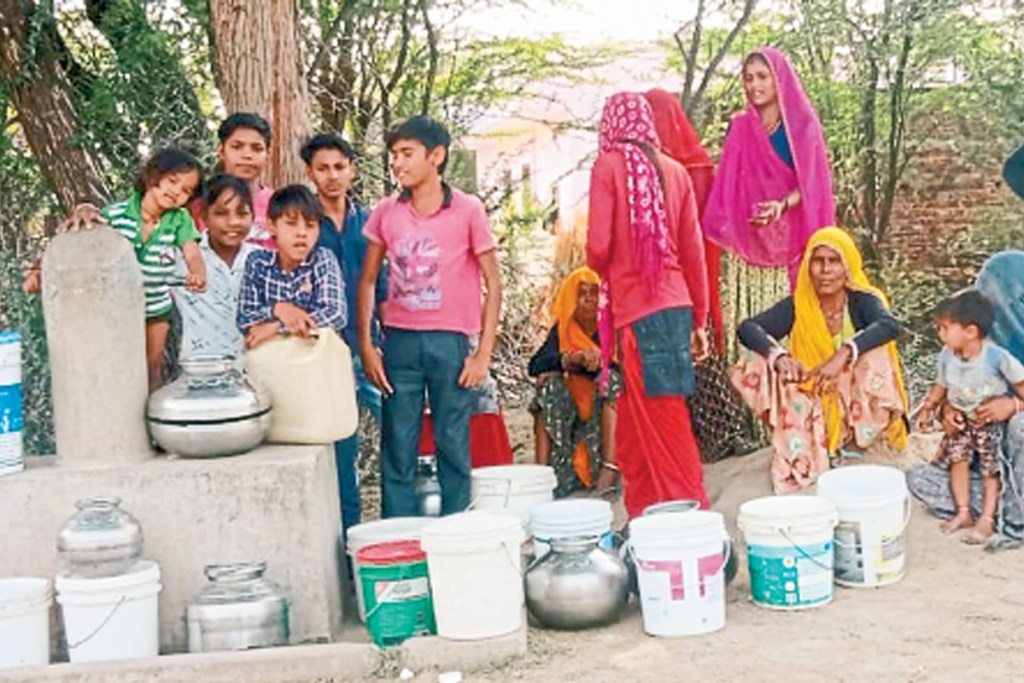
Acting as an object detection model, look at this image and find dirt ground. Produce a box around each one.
[392,431,1024,683]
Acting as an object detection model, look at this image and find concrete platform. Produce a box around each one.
[0,445,343,653]
[0,628,529,683]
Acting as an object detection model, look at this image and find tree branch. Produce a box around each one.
[418,0,438,114]
[690,0,756,114]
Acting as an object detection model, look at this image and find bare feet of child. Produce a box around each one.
[941,507,973,534]
[963,515,994,545]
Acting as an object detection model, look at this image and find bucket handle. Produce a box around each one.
[64,595,127,651]
[627,537,733,583]
[777,529,834,571]
[832,496,913,550]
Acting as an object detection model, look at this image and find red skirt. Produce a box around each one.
[617,327,709,517]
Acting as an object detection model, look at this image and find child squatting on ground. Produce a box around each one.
[916,289,1024,544]
[102,149,208,391]
[236,185,346,349]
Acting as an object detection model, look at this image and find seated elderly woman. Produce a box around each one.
[908,250,1024,550]
[732,227,910,492]
[529,267,621,497]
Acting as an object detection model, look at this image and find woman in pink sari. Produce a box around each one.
[704,48,836,355]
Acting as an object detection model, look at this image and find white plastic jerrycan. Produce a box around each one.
[246,328,357,443]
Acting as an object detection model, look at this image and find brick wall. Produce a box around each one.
[882,111,1024,267]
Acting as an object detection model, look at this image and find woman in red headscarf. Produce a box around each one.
[643,88,722,350]
[586,91,711,517]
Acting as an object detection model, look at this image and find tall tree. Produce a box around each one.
[208,0,312,186]
[0,1,109,211]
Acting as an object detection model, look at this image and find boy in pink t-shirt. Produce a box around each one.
[359,115,502,517]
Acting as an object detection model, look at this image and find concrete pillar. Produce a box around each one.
[42,226,152,465]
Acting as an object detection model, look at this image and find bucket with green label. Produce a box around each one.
[738,496,838,610]
[355,540,435,646]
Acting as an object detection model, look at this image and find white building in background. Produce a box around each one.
[463,47,688,228]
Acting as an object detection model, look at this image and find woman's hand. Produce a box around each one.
[773,355,809,384]
[939,402,966,436]
[974,396,1017,427]
[751,200,785,226]
[811,346,852,395]
[579,348,602,373]
[691,328,710,363]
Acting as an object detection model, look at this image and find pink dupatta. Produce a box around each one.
[703,46,835,283]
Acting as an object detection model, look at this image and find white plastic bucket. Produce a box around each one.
[420,511,526,640]
[816,465,910,587]
[345,517,432,623]
[628,511,729,637]
[471,465,556,527]
[55,560,161,663]
[738,496,838,610]
[0,578,51,669]
[530,499,614,558]
[0,330,23,477]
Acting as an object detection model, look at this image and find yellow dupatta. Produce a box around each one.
[789,227,909,451]
[552,267,601,487]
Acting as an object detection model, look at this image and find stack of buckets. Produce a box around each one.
[0,330,23,476]
[349,510,528,645]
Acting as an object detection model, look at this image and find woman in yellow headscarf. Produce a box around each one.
[732,227,909,492]
[528,267,622,496]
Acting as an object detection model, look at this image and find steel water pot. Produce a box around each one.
[187,562,289,653]
[56,497,143,577]
[146,357,271,458]
[524,535,629,630]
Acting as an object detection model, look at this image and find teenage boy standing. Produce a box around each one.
[302,133,387,533]
[359,116,502,517]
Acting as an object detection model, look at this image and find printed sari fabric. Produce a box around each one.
[703,46,836,283]
[733,347,906,493]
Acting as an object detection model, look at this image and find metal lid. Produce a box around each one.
[146,357,271,424]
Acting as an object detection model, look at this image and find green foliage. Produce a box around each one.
[0,95,54,455]
[59,2,212,194]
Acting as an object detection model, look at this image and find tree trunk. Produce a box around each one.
[208,0,312,187]
[0,1,110,212]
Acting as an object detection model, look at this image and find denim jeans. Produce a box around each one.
[631,307,695,398]
[334,353,383,535]
[381,328,472,517]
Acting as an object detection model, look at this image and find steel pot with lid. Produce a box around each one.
[57,497,144,577]
[146,356,272,458]
[187,562,289,653]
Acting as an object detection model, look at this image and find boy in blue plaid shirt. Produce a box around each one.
[237,185,346,349]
